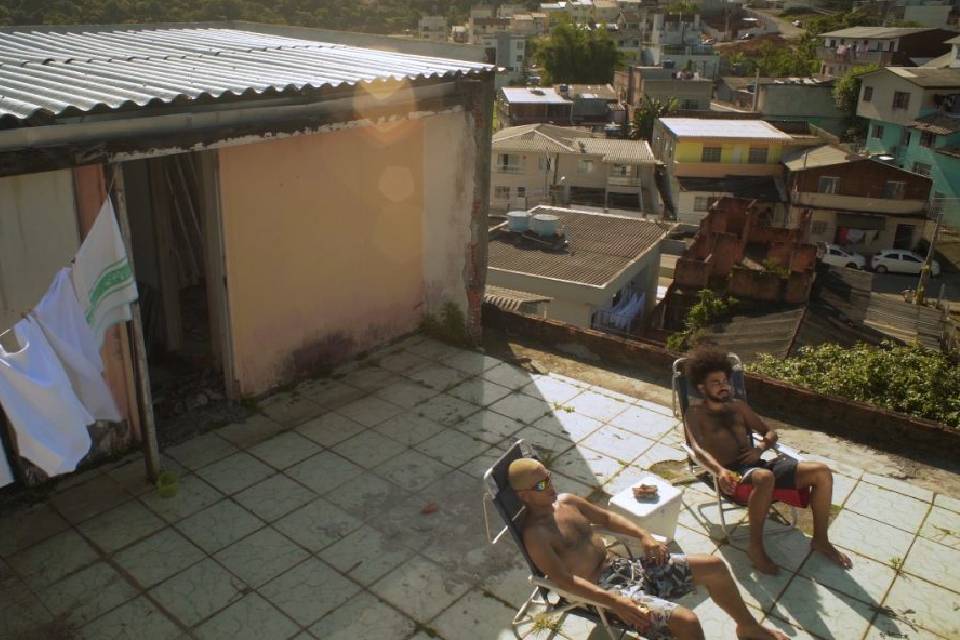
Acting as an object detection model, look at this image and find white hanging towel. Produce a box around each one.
[72,198,138,346]
[0,318,93,476]
[33,268,122,422]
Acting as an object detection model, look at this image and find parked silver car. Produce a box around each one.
[870,249,940,277]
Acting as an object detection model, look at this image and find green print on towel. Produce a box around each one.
[84,258,133,326]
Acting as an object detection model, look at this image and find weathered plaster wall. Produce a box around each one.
[219,111,477,395]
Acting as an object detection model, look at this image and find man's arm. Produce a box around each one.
[561,494,653,541]
[737,401,777,449]
[522,525,652,630]
[686,410,740,494]
[685,409,727,476]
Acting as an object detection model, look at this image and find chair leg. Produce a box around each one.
[596,607,628,640]
[512,587,547,627]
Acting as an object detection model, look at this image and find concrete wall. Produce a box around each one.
[799,206,927,253]
[758,83,846,135]
[218,112,477,395]
[857,72,930,125]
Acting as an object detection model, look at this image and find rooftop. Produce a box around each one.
[818,26,934,39]
[554,83,618,101]
[782,145,860,171]
[677,175,784,201]
[0,26,492,126]
[2,333,958,640]
[493,124,656,163]
[877,66,960,88]
[500,86,572,104]
[909,112,960,135]
[659,118,793,140]
[483,285,552,313]
[488,206,670,287]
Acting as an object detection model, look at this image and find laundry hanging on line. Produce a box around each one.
[0,317,94,477]
[33,267,122,422]
[72,198,139,346]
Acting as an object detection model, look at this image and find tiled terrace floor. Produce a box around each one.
[2,335,959,640]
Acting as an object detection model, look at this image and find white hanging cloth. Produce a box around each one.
[33,268,122,422]
[72,198,138,346]
[0,318,93,476]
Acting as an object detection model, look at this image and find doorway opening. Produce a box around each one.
[122,151,234,433]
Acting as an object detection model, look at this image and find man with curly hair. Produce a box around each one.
[684,346,852,575]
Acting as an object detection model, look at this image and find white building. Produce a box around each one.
[487,206,672,331]
[418,15,447,42]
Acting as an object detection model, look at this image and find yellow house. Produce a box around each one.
[652,118,793,224]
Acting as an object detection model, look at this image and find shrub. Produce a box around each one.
[748,341,960,428]
[667,290,738,351]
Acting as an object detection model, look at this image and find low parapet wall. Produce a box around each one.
[483,305,959,452]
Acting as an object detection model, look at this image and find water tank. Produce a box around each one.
[507,211,531,232]
[531,213,560,237]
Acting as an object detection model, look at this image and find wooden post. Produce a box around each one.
[108,163,162,482]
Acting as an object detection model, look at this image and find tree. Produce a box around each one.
[533,18,622,84]
[833,64,880,140]
[629,96,678,141]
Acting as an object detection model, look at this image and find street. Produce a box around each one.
[869,267,960,304]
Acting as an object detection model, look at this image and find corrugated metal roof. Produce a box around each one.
[488,206,670,286]
[0,26,493,125]
[484,285,552,312]
[885,66,960,87]
[500,87,571,104]
[576,138,655,164]
[818,26,931,39]
[659,118,793,140]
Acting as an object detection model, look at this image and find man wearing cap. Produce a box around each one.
[508,458,787,640]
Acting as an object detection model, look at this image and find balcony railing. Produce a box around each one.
[495,165,524,174]
[816,47,893,66]
[607,175,643,187]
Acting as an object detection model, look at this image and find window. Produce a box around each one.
[920,131,937,148]
[578,159,594,174]
[496,153,522,173]
[902,253,921,263]
[611,164,630,176]
[912,161,932,177]
[932,192,945,214]
[701,146,722,162]
[818,176,840,194]
[494,186,511,199]
[693,196,713,212]
[516,187,526,198]
[538,156,552,172]
[748,147,768,164]
[900,129,911,147]
[863,85,873,102]
[872,124,884,139]
[892,91,910,110]
[882,180,906,199]
[681,99,699,109]
[811,220,828,235]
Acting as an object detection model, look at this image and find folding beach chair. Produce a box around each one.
[671,354,809,540]
[482,440,647,640]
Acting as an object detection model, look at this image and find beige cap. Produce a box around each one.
[508,458,544,491]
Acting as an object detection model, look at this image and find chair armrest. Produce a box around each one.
[595,528,667,546]
[529,575,616,611]
[750,433,805,461]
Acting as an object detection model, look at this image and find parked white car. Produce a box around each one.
[870,249,940,277]
[818,243,866,269]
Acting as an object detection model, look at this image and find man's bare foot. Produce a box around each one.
[736,622,789,639]
[747,545,779,575]
[812,539,853,569]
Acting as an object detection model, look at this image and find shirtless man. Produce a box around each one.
[509,458,788,640]
[684,346,852,575]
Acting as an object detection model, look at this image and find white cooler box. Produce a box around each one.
[608,474,683,542]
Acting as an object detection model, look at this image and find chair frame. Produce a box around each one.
[482,440,660,640]
[670,354,806,540]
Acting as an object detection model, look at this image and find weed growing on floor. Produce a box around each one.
[530,612,563,635]
[421,301,474,348]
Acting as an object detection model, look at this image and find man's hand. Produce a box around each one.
[640,534,669,566]
[718,468,741,494]
[761,431,779,450]
[611,596,652,632]
[737,448,764,466]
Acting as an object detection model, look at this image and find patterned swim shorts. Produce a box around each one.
[596,554,695,640]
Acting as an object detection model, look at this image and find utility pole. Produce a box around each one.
[916,208,944,305]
